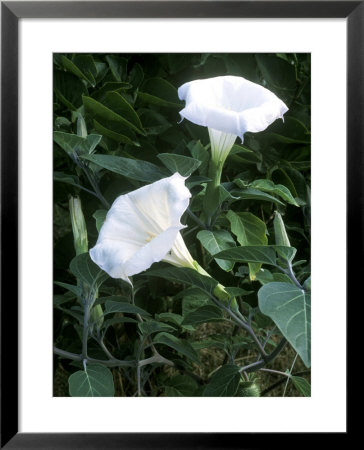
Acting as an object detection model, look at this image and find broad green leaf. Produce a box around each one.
[138,320,176,336]
[62,55,96,87]
[274,245,297,263]
[83,96,139,144]
[157,153,201,177]
[105,55,127,82]
[81,154,168,183]
[128,62,144,87]
[146,267,218,297]
[54,132,102,156]
[187,140,209,175]
[291,376,311,397]
[164,375,198,397]
[232,184,285,206]
[224,287,254,297]
[203,365,241,397]
[91,81,132,102]
[139,110,172,135]
[102,91,144,133]
[197,229,236,271]
[215,246,277,266]
[153,332,200,364]
[155,312,195,331]
[250,179,299,206]
[258,282,311,367]
[104,300,151,317]
[70,253,108,292]
[182,305,223,326]
[68,364,114,397]
[54,172,82,190]
[228,144,261,163]
[92,209,107,232]
[138,77,181,108]
[54,281,81,297]
[54,70,87,110]
[92,119,137,146]
[227,210,268,280]
[102,316,138,332]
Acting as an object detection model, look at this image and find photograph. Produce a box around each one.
[53,52,311,398]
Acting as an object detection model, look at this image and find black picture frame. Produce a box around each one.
[1,1,355,448]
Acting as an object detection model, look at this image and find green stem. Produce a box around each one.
[203,160,224,224]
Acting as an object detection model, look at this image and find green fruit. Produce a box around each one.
[236,382,260,397]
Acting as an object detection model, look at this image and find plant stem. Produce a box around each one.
[208,294,268,359]
[186,208,207,229]
[82,300,90,360]
[260,370,311,396]
[238,338,288,373]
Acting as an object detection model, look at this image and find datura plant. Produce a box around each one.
[178,75,288,222]
[53,53,311,398]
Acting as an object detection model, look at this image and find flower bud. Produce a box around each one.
[69,196,88,256]
[273,211,291,247]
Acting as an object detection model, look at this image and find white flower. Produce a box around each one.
[178,75,288,163]
[89,173,195,284]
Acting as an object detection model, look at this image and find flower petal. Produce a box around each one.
[90,173,192,281]
[178,75,288,139]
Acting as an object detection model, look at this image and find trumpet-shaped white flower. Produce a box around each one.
[90,173,195,284]
[178,75,288,163]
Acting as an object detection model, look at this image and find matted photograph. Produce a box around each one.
[53,52,311,398]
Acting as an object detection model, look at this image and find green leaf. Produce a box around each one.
[267,117,310,144]
[197,229,236,271]
[91,81,132,102]
[83,96,139,144]
[138,77,181,107]
[54,132,102,156]
[203,365,241,397]
[157,153,201,177]
[274,245,297,263]
[92,209,107,232]
[215,246,277,266]
[54,70,87,110]
[138,320,176,336]
[291,376,311,397]
[70,253,108,292]
[104,300,151,317]
[153,332,200,364]
[54,281,81,297]
[102,91,144,133]
[105,55,127,82]
[62,55,96,87]
[250,179,299,206]
[227,210,268,280]
[54,172,82,190]
[258,282,311,367]
[164,375,198,397]
[81,154,168,183]
[232,184,285,206]
[182,305,223,326]
[146,267,218,297]
[68,364,114,397]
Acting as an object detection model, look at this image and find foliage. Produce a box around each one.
[53,53,311,397]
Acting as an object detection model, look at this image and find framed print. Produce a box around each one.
[1,1,356,448]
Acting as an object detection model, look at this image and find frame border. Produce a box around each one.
[1,1,356,448]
